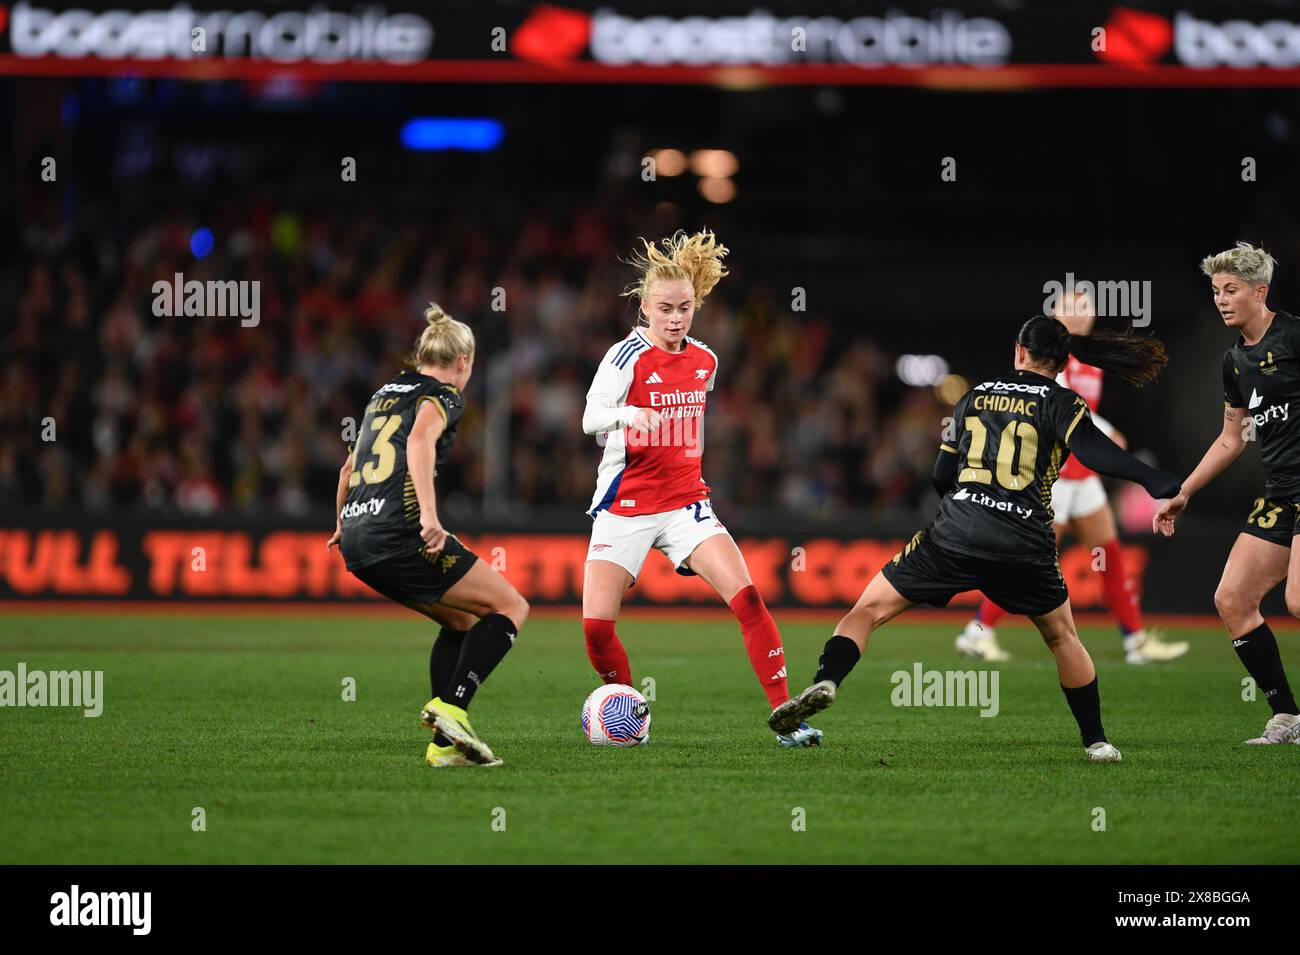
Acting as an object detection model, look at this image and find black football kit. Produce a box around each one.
[340,368,478,610]
[1222,311,1300,546]
[883,369,1180,617]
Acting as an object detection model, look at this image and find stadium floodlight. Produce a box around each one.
[400,118,504,152]
[896,354,950,387]
[190,228,215,260]
[649,148,688,176]
[698,176,737,204]
[689,149,739,178]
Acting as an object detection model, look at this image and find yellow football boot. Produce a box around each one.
[425,741,473,767]
[420,697,499,765]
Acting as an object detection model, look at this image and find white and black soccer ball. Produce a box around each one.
[581,684,651,747]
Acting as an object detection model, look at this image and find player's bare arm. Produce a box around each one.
[327,452,353,552]
[1154,404,1247,536]
[407,399,447,554]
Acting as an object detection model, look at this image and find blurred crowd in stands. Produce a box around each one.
[2,200,946,520]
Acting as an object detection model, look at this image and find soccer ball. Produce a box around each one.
[581,684,651,747]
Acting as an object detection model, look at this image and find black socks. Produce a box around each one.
[430,626,467,700]
[1061,677,1106,747]
[446,613,519,709]
[1233,623,1299,716]
[429,626,467,747]
[814,635,861,687]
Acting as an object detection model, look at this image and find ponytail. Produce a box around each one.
[1017,315,1167,387]
[1067,327,1168,387]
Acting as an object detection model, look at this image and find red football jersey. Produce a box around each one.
[585,328,719,516]
[1058,356,1103,480]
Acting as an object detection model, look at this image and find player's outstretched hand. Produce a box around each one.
[420,513,448,554]
[327,525,342,552]
[628,407,663,433]
[1153,492,1188,538]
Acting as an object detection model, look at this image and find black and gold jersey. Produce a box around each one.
[928,369,1090,561]
[339,368,465,570]
[1222,311,1300,501]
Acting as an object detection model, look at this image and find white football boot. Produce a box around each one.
[776,722,824,748]
[1123,629,1189,665]
[955,620,1011,662]
[1244,712,1300,745]
[1085,741,1123,762]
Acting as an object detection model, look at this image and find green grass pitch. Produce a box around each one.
[1,611,1297,864]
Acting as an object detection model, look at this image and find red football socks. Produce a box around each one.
[1101,540,1143,635]
[976,597,1009,628]
[583,617,632,686]
[729,585,790,709]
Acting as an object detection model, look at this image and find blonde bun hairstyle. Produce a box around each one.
[411,302,475,368]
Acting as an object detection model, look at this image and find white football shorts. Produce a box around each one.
[586,499,732,580]
[1050,475,1109,525]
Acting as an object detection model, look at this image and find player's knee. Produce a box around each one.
[1037,625,1073,650]
[728,583,765,618]
[1285,587,1300,620]
[1214,584,1251,624]
[843,601,886,632]
[499,591,529,631]
[445,610,478,632]
[583,616,615,644]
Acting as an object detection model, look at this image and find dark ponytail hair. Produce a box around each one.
[1016,315,1168,387]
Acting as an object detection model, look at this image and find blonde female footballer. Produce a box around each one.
[580,230,821,747]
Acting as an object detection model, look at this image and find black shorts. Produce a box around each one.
[881,528,1068,618]
[1240,495,1300,547]
[349,536,479,615]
